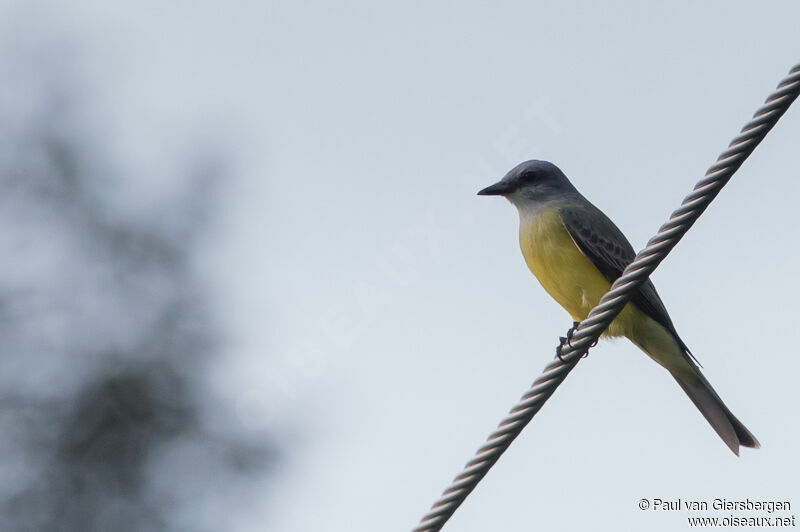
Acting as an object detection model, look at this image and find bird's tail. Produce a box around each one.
[671,363,759,456]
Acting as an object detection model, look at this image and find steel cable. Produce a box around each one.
[414,62,800,532]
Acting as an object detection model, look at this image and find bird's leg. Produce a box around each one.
[556,337,568,362]
[557,321,598,361]
[581,331,599,358]
[566,321,579,347]
[556,322,579,362]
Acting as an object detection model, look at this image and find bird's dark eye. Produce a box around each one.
[519,170,538,184]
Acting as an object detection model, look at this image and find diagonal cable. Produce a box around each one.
[414,62,800,532]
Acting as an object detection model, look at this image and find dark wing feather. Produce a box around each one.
[559,205,698,365]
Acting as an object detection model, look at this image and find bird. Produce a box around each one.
[478,159,758,455]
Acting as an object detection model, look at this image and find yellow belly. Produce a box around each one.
[519,206,641,338]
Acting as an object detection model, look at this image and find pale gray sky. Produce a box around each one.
[2,1,799,531]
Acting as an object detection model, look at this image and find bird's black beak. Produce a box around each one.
[477,180,513,196]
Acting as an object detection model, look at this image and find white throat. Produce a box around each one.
[509,194,559,225]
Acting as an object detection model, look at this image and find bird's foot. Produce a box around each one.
[565,321,579,347]
[584,338,598,358]
[556,337,568,362]
[556,321,597,361]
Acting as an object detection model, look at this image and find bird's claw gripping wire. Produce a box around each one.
[556,321,597,361]
[566,321,579,347]
[556,321,579,361]
[556,337,568,361]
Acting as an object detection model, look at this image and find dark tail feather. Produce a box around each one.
[672,366,759,456]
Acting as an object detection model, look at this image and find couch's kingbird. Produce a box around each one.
[478,160,758,455]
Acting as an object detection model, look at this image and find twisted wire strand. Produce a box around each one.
[414,63,800,532]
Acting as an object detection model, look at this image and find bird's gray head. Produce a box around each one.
[477,160,580,209]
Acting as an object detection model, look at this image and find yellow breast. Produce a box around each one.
[519,206,638,337]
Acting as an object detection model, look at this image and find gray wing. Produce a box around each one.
[559,204,697,364]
